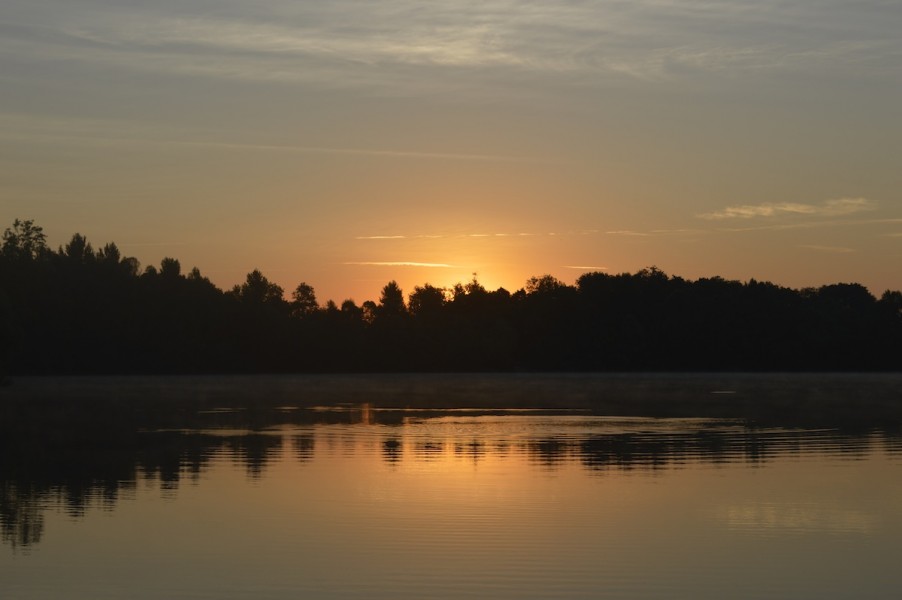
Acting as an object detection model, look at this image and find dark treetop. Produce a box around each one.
[2,219,902,375]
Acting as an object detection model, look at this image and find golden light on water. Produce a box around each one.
[6,373,902,599]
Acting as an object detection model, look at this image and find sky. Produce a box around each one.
[2,0,901,304]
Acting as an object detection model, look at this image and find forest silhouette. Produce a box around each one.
[2,218,902,375]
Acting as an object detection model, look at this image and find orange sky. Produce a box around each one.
[2,0,900,304]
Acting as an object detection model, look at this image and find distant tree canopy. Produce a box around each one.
[1,219,48,261]
[2,218,902,375]
[291,282,318,317]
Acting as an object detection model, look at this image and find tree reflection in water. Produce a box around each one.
[2,378,901,550]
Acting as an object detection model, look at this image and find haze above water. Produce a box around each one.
[2,374,902,599]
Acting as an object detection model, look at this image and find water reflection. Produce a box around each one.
[382,438,403,464]
[3,371,902,552]
[2,395,900,551]
[230,434,284,478]
[717,502,879,535]
[293,434,316,462]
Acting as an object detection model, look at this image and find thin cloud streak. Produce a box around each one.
[354,231,600,241]
[563,265,608,271]
[119,242,190,247]
[718,217,902,233]
[343,261,455,268]
[179,140,551,163]
[0,113,561,164]
[650,228,706,235]
[605,230,652,237]
[602,229,703,237]
[698,197,876,220]
[799,245,856,254]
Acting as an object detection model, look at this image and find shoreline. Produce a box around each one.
[3,372,901,426]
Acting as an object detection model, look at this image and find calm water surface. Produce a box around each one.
[2,375,902,599]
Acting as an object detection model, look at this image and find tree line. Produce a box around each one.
[2,218,901,374]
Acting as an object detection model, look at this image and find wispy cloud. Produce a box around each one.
[343,261,455,268]
[720,217,902,233]
[119,241,190,247]
[605,230,651,237]
[563,265,608,271]
[0,111,545,162]
[603,228,703,237]
[799,245,856,254]
[4,0,898,93]
[194,142,549,163]
[354,230,599,241]
[650,228,705,235]
[698,197,876,220]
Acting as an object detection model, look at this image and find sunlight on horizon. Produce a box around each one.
[2,0,900,302]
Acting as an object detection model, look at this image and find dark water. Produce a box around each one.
[2,374,901,599]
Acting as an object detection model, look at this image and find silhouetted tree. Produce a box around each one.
[232,269,285,307]
[340,299,363,321]
[525,274,567,295]
[880,290,902,316]
[378,280,406,318]
[517,275,579,369]
[1,219,47,261]
[3,218,902,374]
[97,242,121,264]
[160,257,182,279]
[61,233,94,264]
[409,284,446,318]
[438,275,517,370]
[371,281,411,369]
[187,266,207,282]
[361,300,378,325]
[291,282,319,318]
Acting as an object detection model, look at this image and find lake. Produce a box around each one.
[2,374,902,599]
